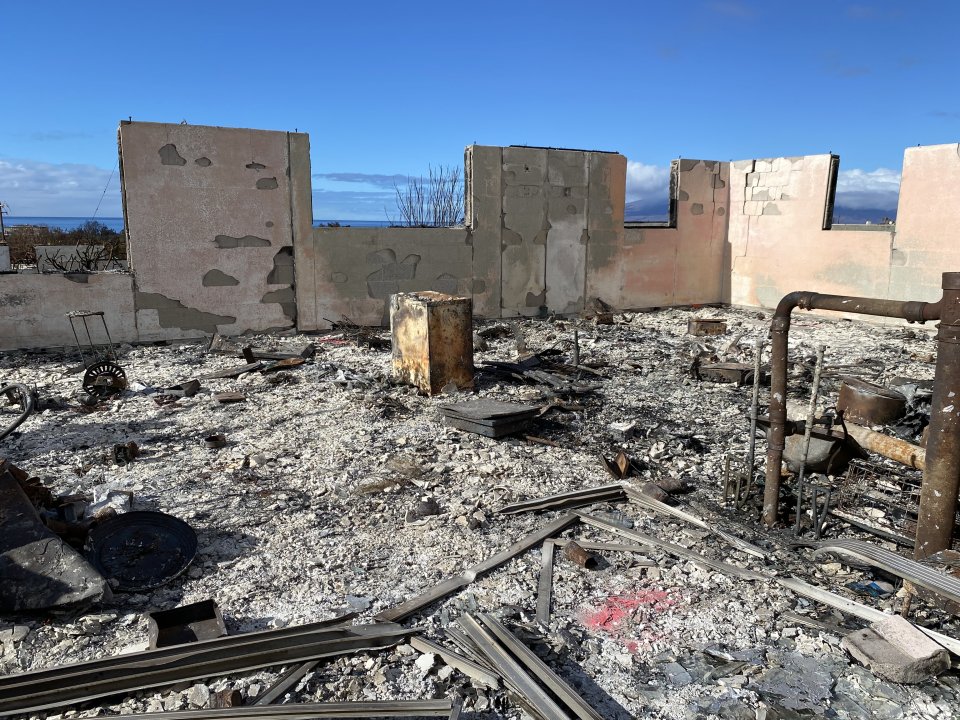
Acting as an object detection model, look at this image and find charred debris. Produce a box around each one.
[1,290,959,719]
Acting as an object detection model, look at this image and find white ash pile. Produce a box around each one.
[0,306,957,719]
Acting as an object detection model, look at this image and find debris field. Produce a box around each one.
[1,305,958,720]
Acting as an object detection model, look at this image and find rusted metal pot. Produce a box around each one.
[837,376,907,426]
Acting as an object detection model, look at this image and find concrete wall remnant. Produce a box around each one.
[0,273,136,350]
[119,121,310,341]
[5,116,960,352]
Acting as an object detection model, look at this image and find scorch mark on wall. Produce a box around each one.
[136,292,236,332]
[213,235,272,248]
[158,144,187,166]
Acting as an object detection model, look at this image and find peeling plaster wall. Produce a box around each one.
[611,160,728,308]
[307,227,472,327]
[300,146,627,328]
[119,121,310,341]
[0,274,136,351]
[727,154,895,314]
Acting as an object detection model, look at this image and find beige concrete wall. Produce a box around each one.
[119,121,310,341]
[728,154,896,311]
[890,143,960,302]
[305,226,473,328]
[465,145,502,318]
[0,273,136,351]
[298,145,628,326]
[497,147,627,317]
[606,160,728,308]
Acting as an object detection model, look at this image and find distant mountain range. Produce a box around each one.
[623,200,897,225]
[830,206,897,225]
[623,199,670,222]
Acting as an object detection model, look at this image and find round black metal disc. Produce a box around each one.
[86,511,198,591]
[82,361,127,397]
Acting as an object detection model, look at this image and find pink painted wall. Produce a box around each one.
[890,143,960,302]
[727,154,896,313]
[595,160,729,308]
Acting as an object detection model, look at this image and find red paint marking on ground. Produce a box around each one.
[580,589,674,633]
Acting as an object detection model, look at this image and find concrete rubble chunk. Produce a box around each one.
[0,468,110,612]
[841,615,950,684]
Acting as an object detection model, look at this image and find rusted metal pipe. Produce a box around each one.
[763,290,941,526]
[845,423,925,470]
[915,273,960,558]
[562,540,600,569]
[784,398,926,470]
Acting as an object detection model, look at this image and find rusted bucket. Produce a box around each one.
[837,376,907,426]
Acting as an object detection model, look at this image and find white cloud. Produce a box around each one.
[835,167,901,209]
[0,157,121,217]
[625,161,671,205]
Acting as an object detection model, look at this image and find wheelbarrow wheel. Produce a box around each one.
[82,361,127,397]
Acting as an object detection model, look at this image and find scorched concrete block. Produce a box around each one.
[841,615,950,684]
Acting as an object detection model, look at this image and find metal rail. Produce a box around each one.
[812,538,960,606]
[0,623,407,714]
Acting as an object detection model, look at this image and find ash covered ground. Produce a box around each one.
[0,307,957,719]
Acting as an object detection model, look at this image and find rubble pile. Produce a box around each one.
[0,306,958,719]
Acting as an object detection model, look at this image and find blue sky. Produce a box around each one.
[0,1,956,219]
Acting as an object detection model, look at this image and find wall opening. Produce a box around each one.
[624,158,675,226]
[827,156,901,229]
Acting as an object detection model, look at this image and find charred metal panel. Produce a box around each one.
[390,292,474,395]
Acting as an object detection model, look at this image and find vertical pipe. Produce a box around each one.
[746,338,763,478]
[763,302,797,525]
[915,272,960,558]
[795,345,826,533]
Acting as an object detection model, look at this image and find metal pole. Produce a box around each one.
[795,345,826,534]
[80,315,95,361]
[915,272,960,558]
[746,338,763,478]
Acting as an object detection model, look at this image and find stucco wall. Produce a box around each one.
[8,119,960,351]
[0,273,136,351]
[305,227,473,328]
[727,154,896,312]
[119,121,311,341]
[889,143,960,302]
[610,160,729,308]
[299,146,628,328]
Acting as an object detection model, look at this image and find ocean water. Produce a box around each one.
[3,217,391,232]
[4,217,126,232]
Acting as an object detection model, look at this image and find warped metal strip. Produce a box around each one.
[68,700,453,718]
[813,538,960,605]
[0,624,408,714]
[499,484,626,514]
[622,483,767,558]
[576,512,769,581]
